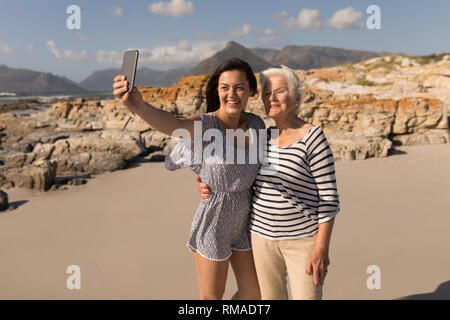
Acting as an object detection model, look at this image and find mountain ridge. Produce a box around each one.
[184,41,274,76]
[5,42,438,94]
[0,65,87,94]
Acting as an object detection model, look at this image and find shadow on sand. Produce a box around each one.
[387,147,408,157]
[2,200,29,212]
[397,281,450,300]
[125,148,166,170]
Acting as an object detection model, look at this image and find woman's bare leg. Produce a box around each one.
[193,251,230,300]
[230,250,261,300]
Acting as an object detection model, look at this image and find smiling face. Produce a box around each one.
[262,75,299,120]
[217,70,253,116]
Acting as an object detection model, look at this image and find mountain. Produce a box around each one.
[0,44,385,95]
[79,67,188,91]
[249,45,381,70]
[248,48,279,64]
[79,43,383,90]
[0,65,87,94]
[185,41,274,76]
[136,67,166,87]
[78,68,122,91]
[149,67,188,87]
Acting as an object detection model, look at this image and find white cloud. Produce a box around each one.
[96,41,226,68]
[193,25,252,40]
[256,29,278,37]
[96,50,122,65]
[259,36,279,46]
[46,40,88,60]
[227,24,251,38]
[328,6,364,30]
[165,25,251,42]
[111,6,123,17]
[255,29,286,46]
[76,33,88,41]
[24,44,35,52]
[283,8,324,31]
[0,43,35,54]
[0,42,14,54]
[189,33,215,41]
[148,0,194,18]
[271,11,287,21]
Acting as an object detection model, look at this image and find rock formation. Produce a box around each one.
[0,55,448,191]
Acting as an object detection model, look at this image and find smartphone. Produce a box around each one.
[121,50,139,93]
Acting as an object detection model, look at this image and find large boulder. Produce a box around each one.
[4,159,57,191]
[49,130,146,175]
[392,129,449,146]
[0,189,8,211]
[327,129,393,161]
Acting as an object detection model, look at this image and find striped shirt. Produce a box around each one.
[250,125,340,240]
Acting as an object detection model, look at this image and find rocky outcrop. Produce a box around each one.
[0,95,178,190]
[139,75,209,116]
[298,90,448,140]
[302,54,450,115]
[327,129,392,161]
[49,130,147,175]
[249,88,448,158]
[0,189,8,211]
[2,159,56,191]
[0,55,448,191]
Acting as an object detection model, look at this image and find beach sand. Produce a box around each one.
[1,143,449,300]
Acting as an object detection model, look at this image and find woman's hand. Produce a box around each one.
[305,245,330,287]
[196,176,209,203]
[113,74,144,113]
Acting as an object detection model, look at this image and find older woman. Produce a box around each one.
[199,65,340,300]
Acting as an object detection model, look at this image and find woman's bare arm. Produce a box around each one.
[133,100,195,137]
[113,74,196,137]
[186,114,202,121]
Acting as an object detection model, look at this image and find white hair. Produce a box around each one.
[260,65,306,113]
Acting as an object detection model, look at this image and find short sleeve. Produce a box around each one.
[164,138,195,171]
[164,113,213,174]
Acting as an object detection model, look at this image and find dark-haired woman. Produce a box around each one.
[113,58,265,300]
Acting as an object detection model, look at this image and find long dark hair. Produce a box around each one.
[205,58,257,113]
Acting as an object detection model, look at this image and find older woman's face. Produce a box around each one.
[262,75,296,119]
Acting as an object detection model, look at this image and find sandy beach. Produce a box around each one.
[1,143,449,300]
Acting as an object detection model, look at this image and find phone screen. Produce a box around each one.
[121,50,139,93]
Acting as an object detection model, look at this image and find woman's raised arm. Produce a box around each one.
[113,74,196,137]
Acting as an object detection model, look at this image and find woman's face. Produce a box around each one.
[262,75,298,120]
[217,70,253,116]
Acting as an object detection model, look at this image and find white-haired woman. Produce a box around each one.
[198,65,340,300]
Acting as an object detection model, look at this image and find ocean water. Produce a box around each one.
[0,91,115,103]
[12,107,53,116]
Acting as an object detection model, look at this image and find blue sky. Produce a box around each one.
[1,0,449,82]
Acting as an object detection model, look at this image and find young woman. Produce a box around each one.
[113,58,265,300]
[198,66,340,300]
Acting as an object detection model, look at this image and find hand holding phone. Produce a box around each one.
[113,50,143,117]
[121,50,139,93]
